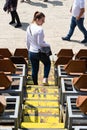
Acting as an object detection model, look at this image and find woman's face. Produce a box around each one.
[36,17,45,25]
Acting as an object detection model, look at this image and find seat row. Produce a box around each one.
[0,48,28,130]
[54,49,87,130]
[54,48,87,67]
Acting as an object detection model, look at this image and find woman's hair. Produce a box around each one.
[33,11,45,22]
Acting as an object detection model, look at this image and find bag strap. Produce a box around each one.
[29,26,32,36]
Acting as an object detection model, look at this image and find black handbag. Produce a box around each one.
[39,46,52,56]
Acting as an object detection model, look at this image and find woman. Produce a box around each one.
[26,11,51,85]
[3,0,22,28]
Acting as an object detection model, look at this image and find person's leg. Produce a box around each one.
[40,53,51,85]
[76,18,87,43]
[62,16,76,40]
[13,10,22,27]
[29,52,39,85]
[9,11,15,24]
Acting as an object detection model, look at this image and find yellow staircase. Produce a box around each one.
[21,62,65,129]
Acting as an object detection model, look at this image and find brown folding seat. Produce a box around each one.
[56,49,74,57]
[76,96,87,114]
[0,95,7,114]
[73,74,87,90]
[14,48,28,60]
[64,60,87,75]
[0,72,12,90]
[10,56,28,75]
[0,59,16,74]
[75,49,87,59]
[0,48,12,58]
[54,56,72,67]
[10,56,28,66]
[0,55,3,59]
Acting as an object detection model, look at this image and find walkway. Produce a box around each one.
[21,61,66,129]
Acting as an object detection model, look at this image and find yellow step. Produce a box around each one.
[24,108,59,115]
[23,107,59,118]
[24,101,59,107]
[27,87,58,94]
[39,81,55,85]
[26,85,58,89]
[23,116,59,123]
[27,94,58,100]
[27,81,55,86]
[21,123,64,128]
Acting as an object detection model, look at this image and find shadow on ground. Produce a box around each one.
[23,0,63,8]
[21,22,29,31]
[25,0,47,8]
[47,0,63,6]
[70,39,81,43]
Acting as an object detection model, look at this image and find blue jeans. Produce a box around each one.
[67,16,87,39]
[29,52,51,85]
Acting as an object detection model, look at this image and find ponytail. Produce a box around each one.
[32,11,45,22]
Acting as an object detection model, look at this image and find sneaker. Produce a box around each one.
[9,21,15,24]
[81,39,87,43]
[62,37,70,41]
[43,78,49,86]
[15,23,22,28]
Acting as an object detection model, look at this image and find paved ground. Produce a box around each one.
[0,0,87,59]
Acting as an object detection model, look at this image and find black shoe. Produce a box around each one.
[81,39,87,43]
[15,23,22,28]
[20,0,24,2]
[9,21,15,24]
[44,0,48,2]
[62,37,70,41]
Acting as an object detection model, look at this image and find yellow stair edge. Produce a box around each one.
[21,123,64,128]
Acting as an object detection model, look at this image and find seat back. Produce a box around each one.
[64,60,87,75]
[76,96,87,114]
[0,72,12,89]
[54,56,72,67]
[0,55,3,59]
[73,74,87,89]
[75,49,87,59]
[0,48,12,58]
[0,95,6,114]
[10,56,27,66]
[57,49,74,57]
[0,59,16,74]
[14,48,28,59]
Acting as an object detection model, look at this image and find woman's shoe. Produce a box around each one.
[44,0,48,2]
[43,78,49,86]
[15,23,22,28]
[20,0,24,2]
[9,21,15,24]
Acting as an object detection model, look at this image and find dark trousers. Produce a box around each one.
[29,52,51,85]
[67,16,87,39]
[10,10,21,24]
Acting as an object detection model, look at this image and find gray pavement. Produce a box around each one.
[0,0,87,59]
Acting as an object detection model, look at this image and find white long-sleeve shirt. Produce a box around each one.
[26,23,50,53]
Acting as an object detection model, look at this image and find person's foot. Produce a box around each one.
[81,39,87,43]
[9,21,15,24]
[62,37,70,41]
[20,0,24,2]
[43,78,49,86]
[44,0,48,2]
[15,23,22,28]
